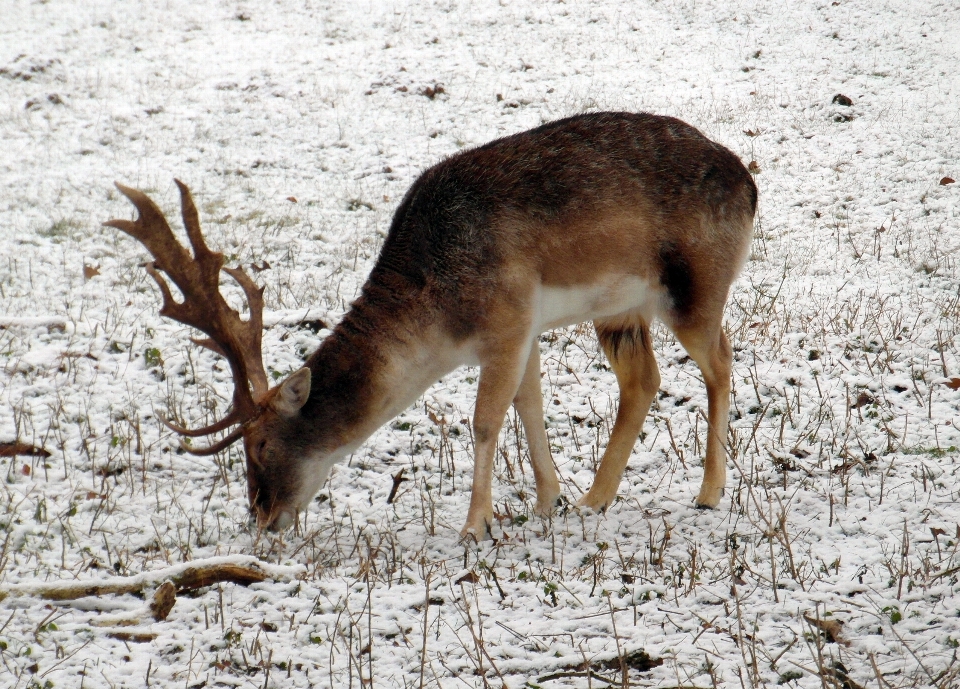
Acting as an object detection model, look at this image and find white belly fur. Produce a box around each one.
[537,276,658,332]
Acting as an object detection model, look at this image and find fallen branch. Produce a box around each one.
[538,670,618,685]
[0,316,68,331]
[539,649,663,684]
[0,555,303,603]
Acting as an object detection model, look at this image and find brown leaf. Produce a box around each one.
[743,129,759,137]
[931,527,947,538]
[20,464,30,475]
[804,614,849,646]
[851,392,875,408]
[831,459,859,475]
[944,377,960,390]
[747,160,760,174]
[455,572,480,585]
[940,177,955,186]
[419,84,445,99]
[83,264,100,280]
[286,196,298,203]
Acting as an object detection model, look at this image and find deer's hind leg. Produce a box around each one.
[512,340,561,516]
[578,318,661,512]
[671,322,733,509]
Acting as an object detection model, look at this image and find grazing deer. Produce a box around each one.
[107,112,756,539]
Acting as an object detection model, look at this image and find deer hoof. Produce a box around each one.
[459,514,493,542]
[533,489,562,518]
[695,485,724,509]
[576,490,612,514]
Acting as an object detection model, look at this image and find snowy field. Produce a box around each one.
[2,0,960,686]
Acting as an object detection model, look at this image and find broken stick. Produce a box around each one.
[0,555,304,603]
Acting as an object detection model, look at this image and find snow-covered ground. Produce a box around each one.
[2,0,960,686]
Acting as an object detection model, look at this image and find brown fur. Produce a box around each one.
[117,112,756,537]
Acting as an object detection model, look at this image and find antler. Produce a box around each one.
[105,180,268,454]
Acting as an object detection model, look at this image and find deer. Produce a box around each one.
[106,111,756,540]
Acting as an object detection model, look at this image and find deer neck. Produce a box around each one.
[301,284,460,458]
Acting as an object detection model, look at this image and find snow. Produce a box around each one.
[2,0,960,687]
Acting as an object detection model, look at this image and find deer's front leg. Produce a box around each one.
[462,338,530,541]
[512,340,561,516]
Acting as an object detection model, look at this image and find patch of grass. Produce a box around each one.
[37,217,82,239]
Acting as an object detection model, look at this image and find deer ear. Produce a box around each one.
[273,367,312,418]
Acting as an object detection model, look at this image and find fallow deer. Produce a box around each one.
[107,112,756,539]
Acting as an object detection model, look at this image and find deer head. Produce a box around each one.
[106,181,316,530]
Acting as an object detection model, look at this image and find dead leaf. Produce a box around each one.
[419,84,445,99]
[83,264,100,280]
[20,464,30,476]
[944,377,960,390]
[455,572,479,585]
[831,459,860,475]
[286,196,298,203]
[803,614,849,646]
[743,129,759,137]
[940,177,955,186]
[748,160,760,174]
[931,527,946,538]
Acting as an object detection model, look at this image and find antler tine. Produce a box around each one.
[173,178,217,263]
[223,266,269,396]
[176,425,248,457]
[106,180,270,453]
[105,182,224,328]
[190,336,227,358]
[158,406,249,437]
